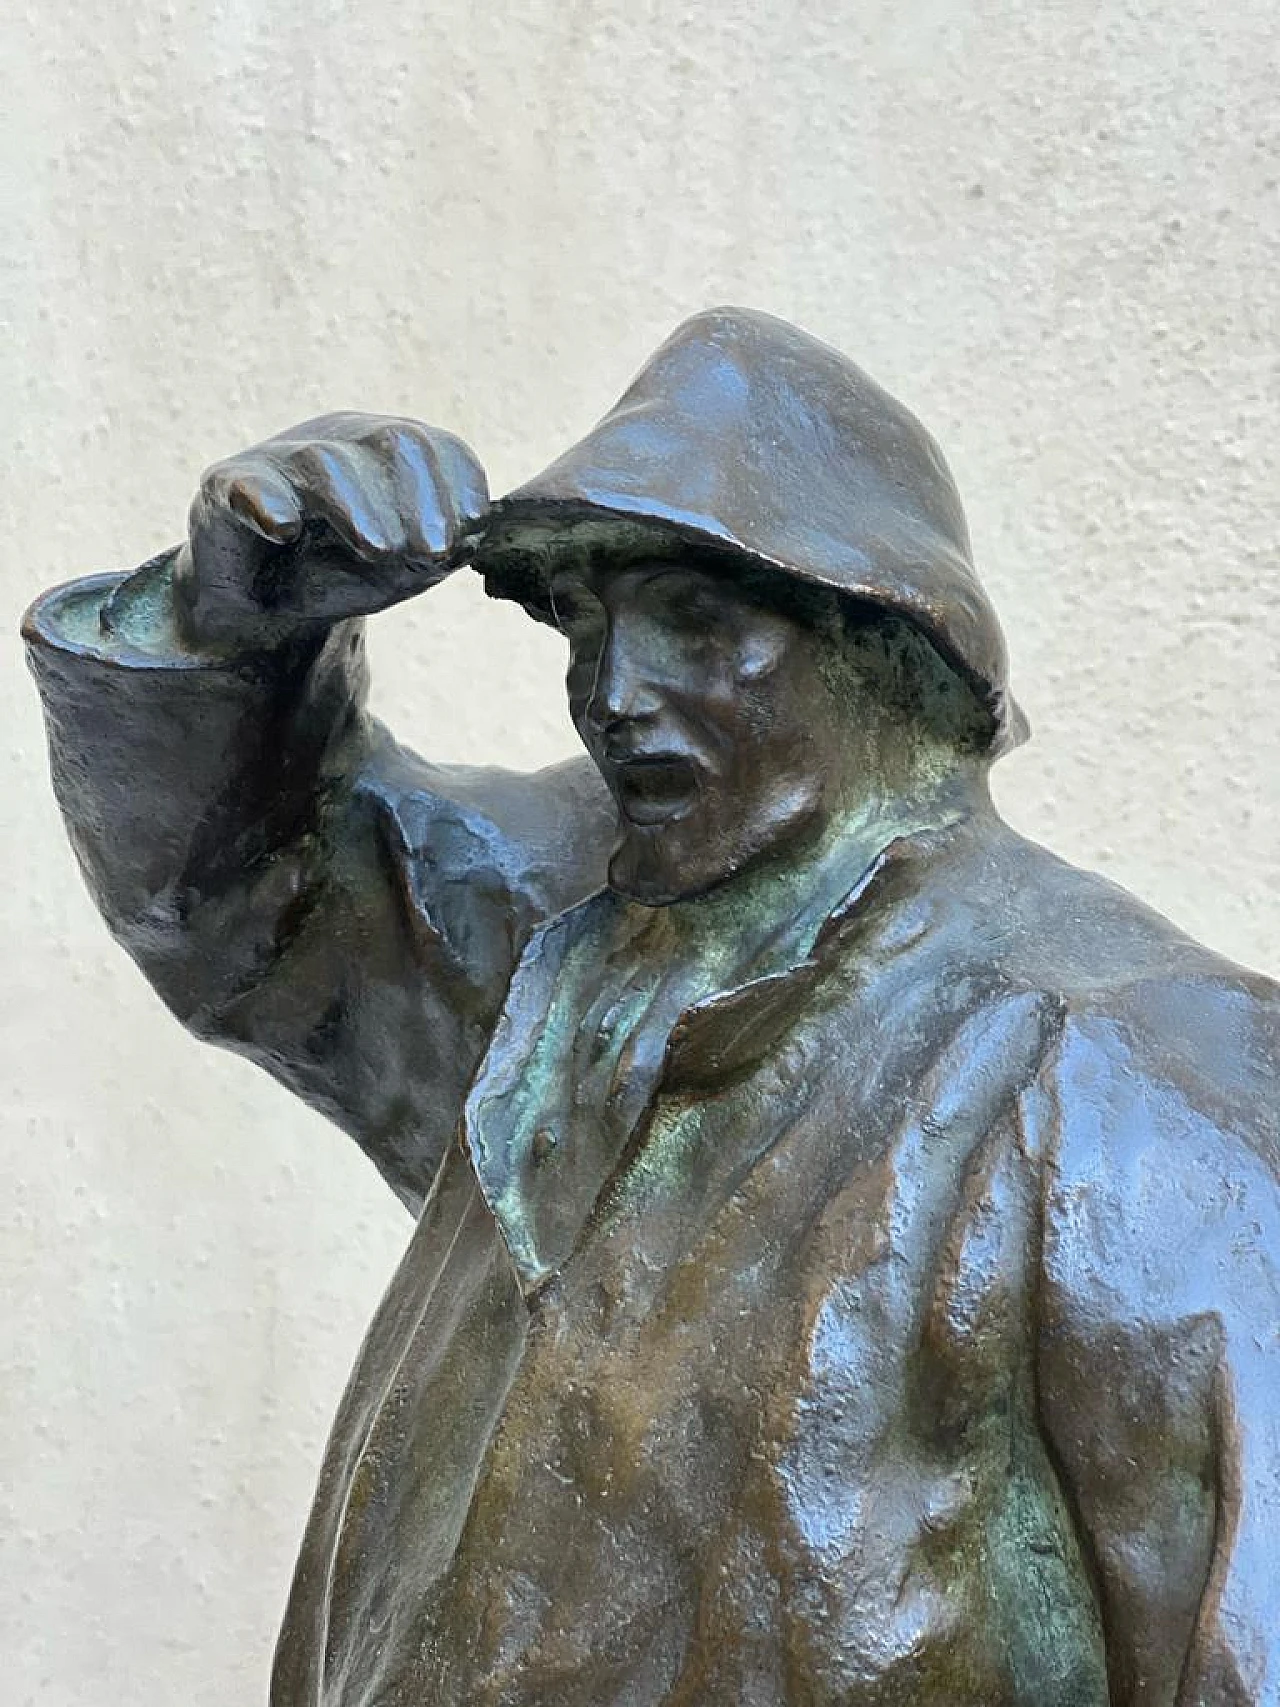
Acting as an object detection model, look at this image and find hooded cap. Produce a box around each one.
[477,307,1025,752]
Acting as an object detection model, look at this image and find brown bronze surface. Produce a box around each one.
[24,309,1280,1704]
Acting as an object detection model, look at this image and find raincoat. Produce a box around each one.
[23,311,1280,1705]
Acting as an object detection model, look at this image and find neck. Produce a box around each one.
[640,754,987,972]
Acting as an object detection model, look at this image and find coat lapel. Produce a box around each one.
[463,833,941,1295]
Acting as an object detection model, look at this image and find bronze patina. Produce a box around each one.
[24,309,1280,1704]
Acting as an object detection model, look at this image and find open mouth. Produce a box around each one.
[612,756,700,825]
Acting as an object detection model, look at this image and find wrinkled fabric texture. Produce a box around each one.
[23,561,1280,1706]
[19,308,1280,1704]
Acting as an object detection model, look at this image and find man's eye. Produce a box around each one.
[550,581,603,633]
[641,577,720,633]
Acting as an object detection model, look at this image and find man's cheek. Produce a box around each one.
[673,681,755,750]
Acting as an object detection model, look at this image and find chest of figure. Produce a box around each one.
[312,967,1109,1706]
[398,988,1105,1706]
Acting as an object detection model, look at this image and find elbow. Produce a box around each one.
[97,850,311,1038]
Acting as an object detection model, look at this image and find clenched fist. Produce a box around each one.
[171,413,490,649]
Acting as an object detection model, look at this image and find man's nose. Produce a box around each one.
[587,623,662,731]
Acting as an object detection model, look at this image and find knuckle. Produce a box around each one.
[278,440,344,502]
[200,450,275,501]
[197,457,235,501]
[362,417,427,470]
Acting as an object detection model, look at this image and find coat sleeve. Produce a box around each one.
[1032,979,1280,1706]
[23,549,614,1213]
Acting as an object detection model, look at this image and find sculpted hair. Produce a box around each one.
[729,560,998,759]
[524,531,999,758]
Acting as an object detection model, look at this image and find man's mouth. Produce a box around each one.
[611,755,700,825]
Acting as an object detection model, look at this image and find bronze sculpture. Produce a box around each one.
[23,308,1280,1704]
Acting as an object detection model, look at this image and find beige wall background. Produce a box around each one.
[2,1,1277,1701]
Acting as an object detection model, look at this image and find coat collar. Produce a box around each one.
[462,822,956,1295]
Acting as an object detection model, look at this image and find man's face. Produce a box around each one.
[550,556,842,904]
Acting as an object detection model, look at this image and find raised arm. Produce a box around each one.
[23,415,614,1213]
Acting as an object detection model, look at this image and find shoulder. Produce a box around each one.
[1032,968,1279,1190]
[936,816,1280,1269]
[953,813,1267,1000]
[1026,967,1280,1342]
[1051,967,1280,1109]
[349,723,614,962]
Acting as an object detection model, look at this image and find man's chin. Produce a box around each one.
[605,785,828,907]
[606,824,740,907]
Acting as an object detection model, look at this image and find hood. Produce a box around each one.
[476,306,1026,753]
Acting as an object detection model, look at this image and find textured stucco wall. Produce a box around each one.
[2,2,1276,1701]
